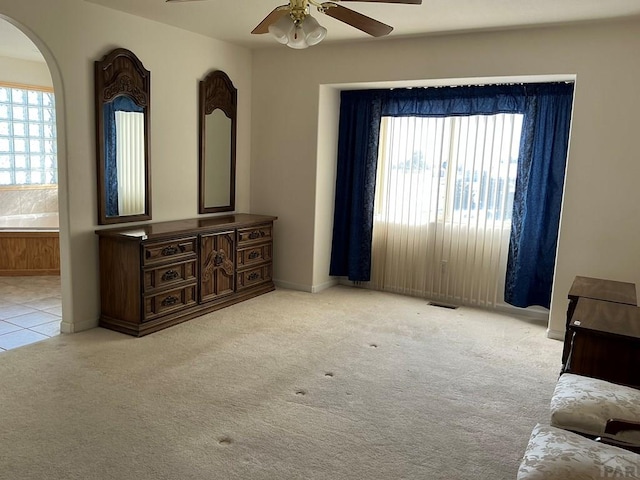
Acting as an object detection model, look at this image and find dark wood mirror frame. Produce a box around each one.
[199,70,237,214]
[95,48,152,225]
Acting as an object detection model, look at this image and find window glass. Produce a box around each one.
[13,123,26,136]
[12,89,26,104]
[0,85,57,185]
[376,114,522,225]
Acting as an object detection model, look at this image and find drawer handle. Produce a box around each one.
[248,272,260,281]
[214,251,226,267]
[162,270,179,281]
[161,246,179,256]
[248,230,266,240]
[248,251,260,260]
[161,296,179,307]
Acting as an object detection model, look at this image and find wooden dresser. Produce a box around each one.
[565,297,640,388]
[96,214,276,336]
[561,276,637,372]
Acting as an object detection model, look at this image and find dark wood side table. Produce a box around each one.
[562,276,637,371]
[564,297,640,388]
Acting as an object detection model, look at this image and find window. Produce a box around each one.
[0,85,57,186]
[371,113,523,307]
[375,114,522,227]
[331,82,573,308]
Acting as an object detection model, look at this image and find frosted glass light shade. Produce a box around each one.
[287,24,309,49]
[268,15,294,44]
[303,15,327,46]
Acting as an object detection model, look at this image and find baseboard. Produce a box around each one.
[60,317,98,334]
[546,328,565,341]
[0,269,60,276]
[273,279,340,293]
[494,303,549,322]
[273,280,313,293]
[337,277,369,287]
[311,279,339,293]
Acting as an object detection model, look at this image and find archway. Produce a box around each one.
[0,15,72,337]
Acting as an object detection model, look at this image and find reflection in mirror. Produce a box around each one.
[204,110,232,207]
[199,70,236,214]
[105,102,145,216]
[95,48,151,225]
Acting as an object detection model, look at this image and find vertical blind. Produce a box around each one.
[370,113,523,307]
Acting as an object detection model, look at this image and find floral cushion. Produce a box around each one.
[550,373,640,444]
[517,424,640,480]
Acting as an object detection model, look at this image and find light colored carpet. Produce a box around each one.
[0,286,562,480]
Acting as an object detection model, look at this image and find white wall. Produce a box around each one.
[0,55,52,87]
[251,18,640,339]
[0,0,252,332]
[312,86,340,292]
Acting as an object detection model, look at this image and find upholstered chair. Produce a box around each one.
[517,424,640,480]
[550,373,640,448]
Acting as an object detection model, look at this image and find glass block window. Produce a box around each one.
[0,85,57,185]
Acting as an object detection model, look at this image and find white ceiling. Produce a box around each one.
[2,0,640,61]
[83,0,640,48]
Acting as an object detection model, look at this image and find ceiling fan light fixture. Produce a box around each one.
[177,0,424,46]
[268,14,295,44]
[266,11,326,49]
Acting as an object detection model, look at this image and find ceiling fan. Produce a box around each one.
[166,0,423,49]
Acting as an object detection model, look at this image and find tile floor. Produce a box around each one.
[0,276,61,352]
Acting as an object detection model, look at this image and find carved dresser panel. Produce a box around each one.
[96,214,276,336]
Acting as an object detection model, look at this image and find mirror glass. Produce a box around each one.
[204,110,232,207]
[199,70,236,214]
[95,48,151,225]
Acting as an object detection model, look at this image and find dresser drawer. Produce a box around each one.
[237,224,272,246]
[144,284,197,321]
[236,264,272,291]
[143,237,197,266]
[143,259,197,293]
[237,243,272,269]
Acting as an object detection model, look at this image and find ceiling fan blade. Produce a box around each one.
[338,0,422,4]
[251,6,291,34]
[321,3,393,37]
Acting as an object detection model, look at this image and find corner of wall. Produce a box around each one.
[312,279,339,293]
[546,328,565,341]
[273,279,313,293]
[311,85,340,289]
[273,278,339,293]
[60,317,98,334]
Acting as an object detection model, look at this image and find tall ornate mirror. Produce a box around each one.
[95,48,151,225]
[199,70,236,214]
